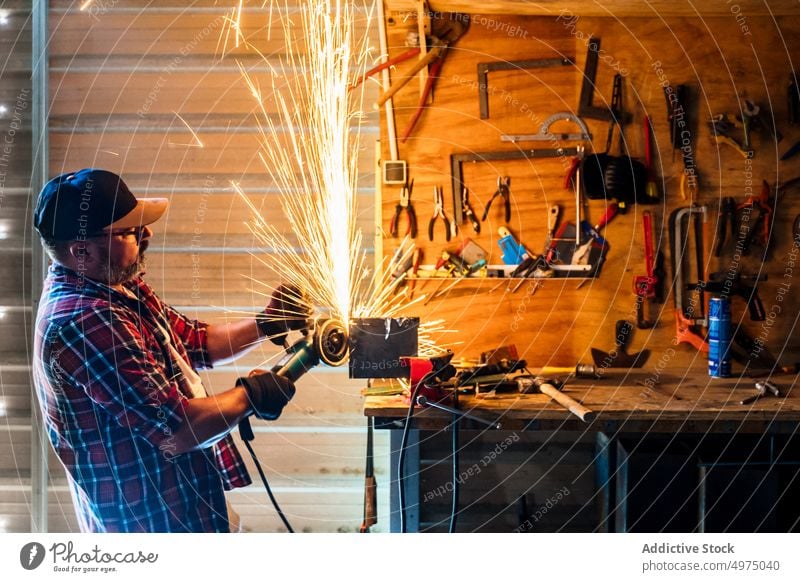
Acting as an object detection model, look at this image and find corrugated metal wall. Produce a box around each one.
[0,0,389,533]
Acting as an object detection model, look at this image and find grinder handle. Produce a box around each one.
[538,382,595,423]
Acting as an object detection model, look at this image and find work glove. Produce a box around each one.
[256,284,312,345]
[236,371,296,421]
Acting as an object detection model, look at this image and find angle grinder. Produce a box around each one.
[272,318,349,382]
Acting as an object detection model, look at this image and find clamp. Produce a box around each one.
[428,186,455,242]
[390,180,417,238]
[482,176,511,223]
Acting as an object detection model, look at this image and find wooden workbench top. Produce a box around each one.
[364,371,800,432]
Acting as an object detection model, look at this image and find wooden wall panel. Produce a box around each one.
[381,12,800,373]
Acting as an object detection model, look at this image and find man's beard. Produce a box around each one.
[97,246,146,286]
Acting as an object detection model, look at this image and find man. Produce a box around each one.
[32,169,308,532]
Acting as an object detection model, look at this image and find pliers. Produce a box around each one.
[714,196,737,257]
[482,176,511,223]
[461,187,480,234]
[428,186,455,242]
[390,180,417,238]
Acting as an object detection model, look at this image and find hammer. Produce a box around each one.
[517,376,595,423]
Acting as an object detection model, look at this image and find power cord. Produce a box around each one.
[239,417,295,533]
[397,370,437,533]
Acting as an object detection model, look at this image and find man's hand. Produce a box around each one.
[256,285,312,345]
[236,370,296,420]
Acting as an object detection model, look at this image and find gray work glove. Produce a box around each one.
[236,371,296,420]
[256,284,312,345]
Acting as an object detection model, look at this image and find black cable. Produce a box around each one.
[398,370,437,533]
[240,419,294,533]
[449,408,459,533]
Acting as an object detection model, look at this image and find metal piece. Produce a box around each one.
[451,147,579,222]
[477,57,573,119]
[501,112,592,142]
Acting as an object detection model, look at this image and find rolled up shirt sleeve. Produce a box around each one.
[55,309,186,446]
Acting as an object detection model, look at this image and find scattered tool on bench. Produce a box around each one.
[390,179,417,238]
[633,211,658,329]
[739,380,781,405]
[428,186,456,242]
[591,320,651,369]
[482,176,512,223]
[669,205,709,352]
[516,376,595,422]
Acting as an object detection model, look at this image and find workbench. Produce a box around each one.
[364,371,800,532]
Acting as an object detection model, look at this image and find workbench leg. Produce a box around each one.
[390,429,420,533]
[595,431,617,532]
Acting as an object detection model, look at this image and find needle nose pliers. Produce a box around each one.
[428,186,455,242]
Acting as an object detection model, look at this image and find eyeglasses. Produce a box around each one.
[87,227,145,240]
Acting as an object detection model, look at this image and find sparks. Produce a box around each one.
[230,0,451,356]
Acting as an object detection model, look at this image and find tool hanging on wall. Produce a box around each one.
[709,113,753,159]
[790,72,800,125]
[428,186,456,242]
[664,84,698,199]
[642,115,660,202]
[459,187,481,234]
[735,179,774,259]
[450,147,579,222]
[374,15,468,142]
[501,112,593,143]
[389,179,417,238]
[633,211,658,329]
[577,37,630,123]
[669,205,709,352]
[738,99,783,149]
[482,176,512,223]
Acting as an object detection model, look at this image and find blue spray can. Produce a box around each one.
[708,297,732,377]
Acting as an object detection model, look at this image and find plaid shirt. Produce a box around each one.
[33,263,251,532]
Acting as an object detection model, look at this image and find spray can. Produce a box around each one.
[708,297,732,377]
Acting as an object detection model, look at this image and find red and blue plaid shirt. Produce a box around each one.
[33,263,251,532]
